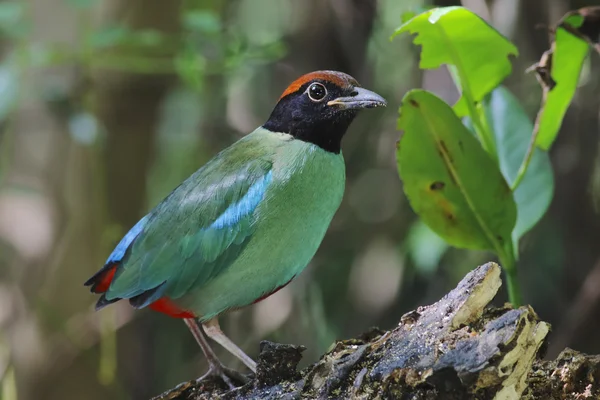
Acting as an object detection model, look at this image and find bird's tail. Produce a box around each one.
[84,262,121,310]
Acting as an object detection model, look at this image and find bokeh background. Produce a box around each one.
[1,0,599,399]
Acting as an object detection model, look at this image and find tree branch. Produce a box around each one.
[152,263,600,399]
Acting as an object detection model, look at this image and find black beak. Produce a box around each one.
[327,87,387,110]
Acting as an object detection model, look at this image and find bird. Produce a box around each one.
[84,70,386,388]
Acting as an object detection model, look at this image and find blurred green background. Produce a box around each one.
[1,0,599,399]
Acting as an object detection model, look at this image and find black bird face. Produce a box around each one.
[263,70,387,154]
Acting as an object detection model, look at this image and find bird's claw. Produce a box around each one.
[197,363,251,390]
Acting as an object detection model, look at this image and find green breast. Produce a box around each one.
[182,131,345,320]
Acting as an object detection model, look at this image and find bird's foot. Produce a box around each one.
[197,363,251,390]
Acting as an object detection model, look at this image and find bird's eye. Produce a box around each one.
[307,83,327,102]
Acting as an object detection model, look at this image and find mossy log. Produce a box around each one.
[152,263,600,400]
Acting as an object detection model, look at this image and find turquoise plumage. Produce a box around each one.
[85,70,386,386]
[96,128,344,321]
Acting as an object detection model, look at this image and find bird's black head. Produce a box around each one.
[263,70,386,154]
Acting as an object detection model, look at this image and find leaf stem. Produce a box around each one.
[439,27,523,304]
[440,37,497,159]
[499,250,522,306]
[511,129,537,191]
[464,89,497,158]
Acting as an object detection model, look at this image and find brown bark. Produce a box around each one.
[149,263,600,399]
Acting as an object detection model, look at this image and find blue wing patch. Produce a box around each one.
[165,170,273,297]
[209,170,272,229]
[106,214,150,264]
[103,165,273,302]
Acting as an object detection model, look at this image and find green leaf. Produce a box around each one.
[474,87,554,254]
[401,11,417,23]
[564,13,584,28]
[397,89,516,255]
[392,6,517,116]
[533,28,588,150]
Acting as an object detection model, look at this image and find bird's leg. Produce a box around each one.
[183,318,249,389]
[203,318,257,373]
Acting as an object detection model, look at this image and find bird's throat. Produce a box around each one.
[263,113,356,154]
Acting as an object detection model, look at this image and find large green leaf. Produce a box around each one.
[397,90,516,254]
[533,15,590,150]
[392,6,517,116]
[482,87,554,254]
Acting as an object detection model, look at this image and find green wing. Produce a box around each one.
[105,135,275,306]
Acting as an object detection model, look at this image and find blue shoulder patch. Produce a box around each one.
[106,214,150,264]
[210,170,273,230]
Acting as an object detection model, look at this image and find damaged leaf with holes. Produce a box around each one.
[392,6,517,117]
[397,90,516,254]
[532,6,600,150]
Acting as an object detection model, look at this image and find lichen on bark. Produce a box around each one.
[152,263,600,400]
